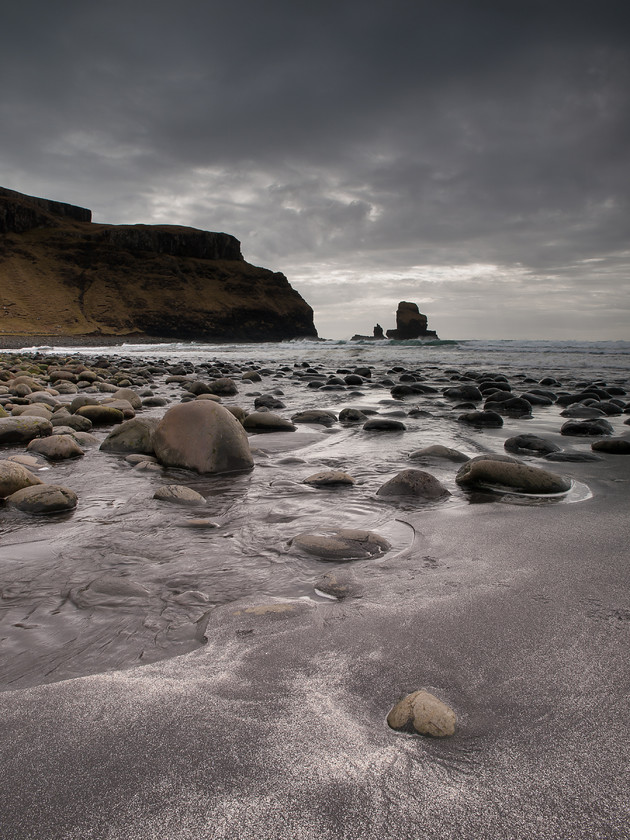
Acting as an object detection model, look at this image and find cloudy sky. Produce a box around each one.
[1,0,629,340]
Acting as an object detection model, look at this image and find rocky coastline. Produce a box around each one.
[0,186,318,343]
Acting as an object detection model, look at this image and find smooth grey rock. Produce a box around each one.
[456,458,571,494]
[377,469,450,500]
[303,470,356,487]
[560,419,614,436]
[0,460,43,498]
[290,529,390,561]
[27,435,84,461]
[504,434,561,457]
[154,485,207,505]
[243,412,296,433]
[0,416,53,444]
[100,417,160,454]
[6,484,78,514]
[153,400,253,474]
[409,445,469,463]
[387,690,456,737]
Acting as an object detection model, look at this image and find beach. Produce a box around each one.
[1,339,629,839]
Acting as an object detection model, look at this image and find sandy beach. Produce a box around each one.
[1,343,629,839]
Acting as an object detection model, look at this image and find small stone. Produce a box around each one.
[363,418,406,431]
[377,469,450,500]
[303,470,356,487]
[290,529,390,561]
[154,485,207,505]
[387,690,456,737]
[456,458,571,494]
[409,445,469,463]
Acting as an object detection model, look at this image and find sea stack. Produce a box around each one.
[386,301,437,340]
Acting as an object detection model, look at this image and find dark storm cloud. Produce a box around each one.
[1,0,629,337]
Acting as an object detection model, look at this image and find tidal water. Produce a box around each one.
[1,338,628,690]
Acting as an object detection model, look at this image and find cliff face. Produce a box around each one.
[0,187,317,341]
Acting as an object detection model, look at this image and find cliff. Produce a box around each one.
[0,187,317,341]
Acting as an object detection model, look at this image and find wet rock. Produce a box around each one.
[154,484,207,505]
[51,412,93,432]
[303,470,356,487]
[387,690,456,737]
[75,404,125,426]
[0,460,43,497]
[243,412,296,433]
[457,410,503,427]
[504,434,561,457]
[456,458,571,494]
[6,483,78,514]
[198,596,315,639]
[363,418,406,431]
[592,437,630,454]
[314,570,360,599]
[544,451,603,462]
[153,400,254,474]
[339,408,368,424]
[560,419,614,436]
[409,445,469,463]
[101,398,136,419]
[377,469,450,500]
[17,404,53,419]
[0,416,53,444]
[100,417,160,454]
[560,405,607,419]
[254,394,286,410]
[27,434,84,461]
[443,385,483,402]
[289,529,390,561]
[208,377,238,396]
[111,388,142,410]
[291,409,337,426]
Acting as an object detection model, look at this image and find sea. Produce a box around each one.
[1,337,629,690]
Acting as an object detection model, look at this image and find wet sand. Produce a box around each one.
[1,349,629,839]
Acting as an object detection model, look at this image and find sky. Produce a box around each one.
[1,0,629,340]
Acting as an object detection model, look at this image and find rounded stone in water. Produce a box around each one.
[290,529,390,561]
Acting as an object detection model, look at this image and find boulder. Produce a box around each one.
[504,434,561,457]
[27,435,84,461]
[75,405,125,426]
[243,412,296,433]
[456,458,571,494]
[152,400,253,474]
[457,410,503,427]
[591,437,630,454]
[377,469,450,500]
[6,483,78,514]
[387,690,456,737]
[0,460,43,497]
[561,419,614,436]
[100,417,160,454]
[0,416,53,445]
[291,409,337,426]
[363,418,406,431]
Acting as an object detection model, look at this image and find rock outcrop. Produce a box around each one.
[0,187,317,341]
[386,301,437,340]
[351,301,438,341]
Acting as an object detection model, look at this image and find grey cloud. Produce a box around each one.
[1,0,629,338]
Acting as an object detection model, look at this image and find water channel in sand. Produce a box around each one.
[1,339,628,690]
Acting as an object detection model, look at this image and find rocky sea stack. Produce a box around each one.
[0,187,317,342]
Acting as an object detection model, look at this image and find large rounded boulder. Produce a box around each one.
[152,400,254,474]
